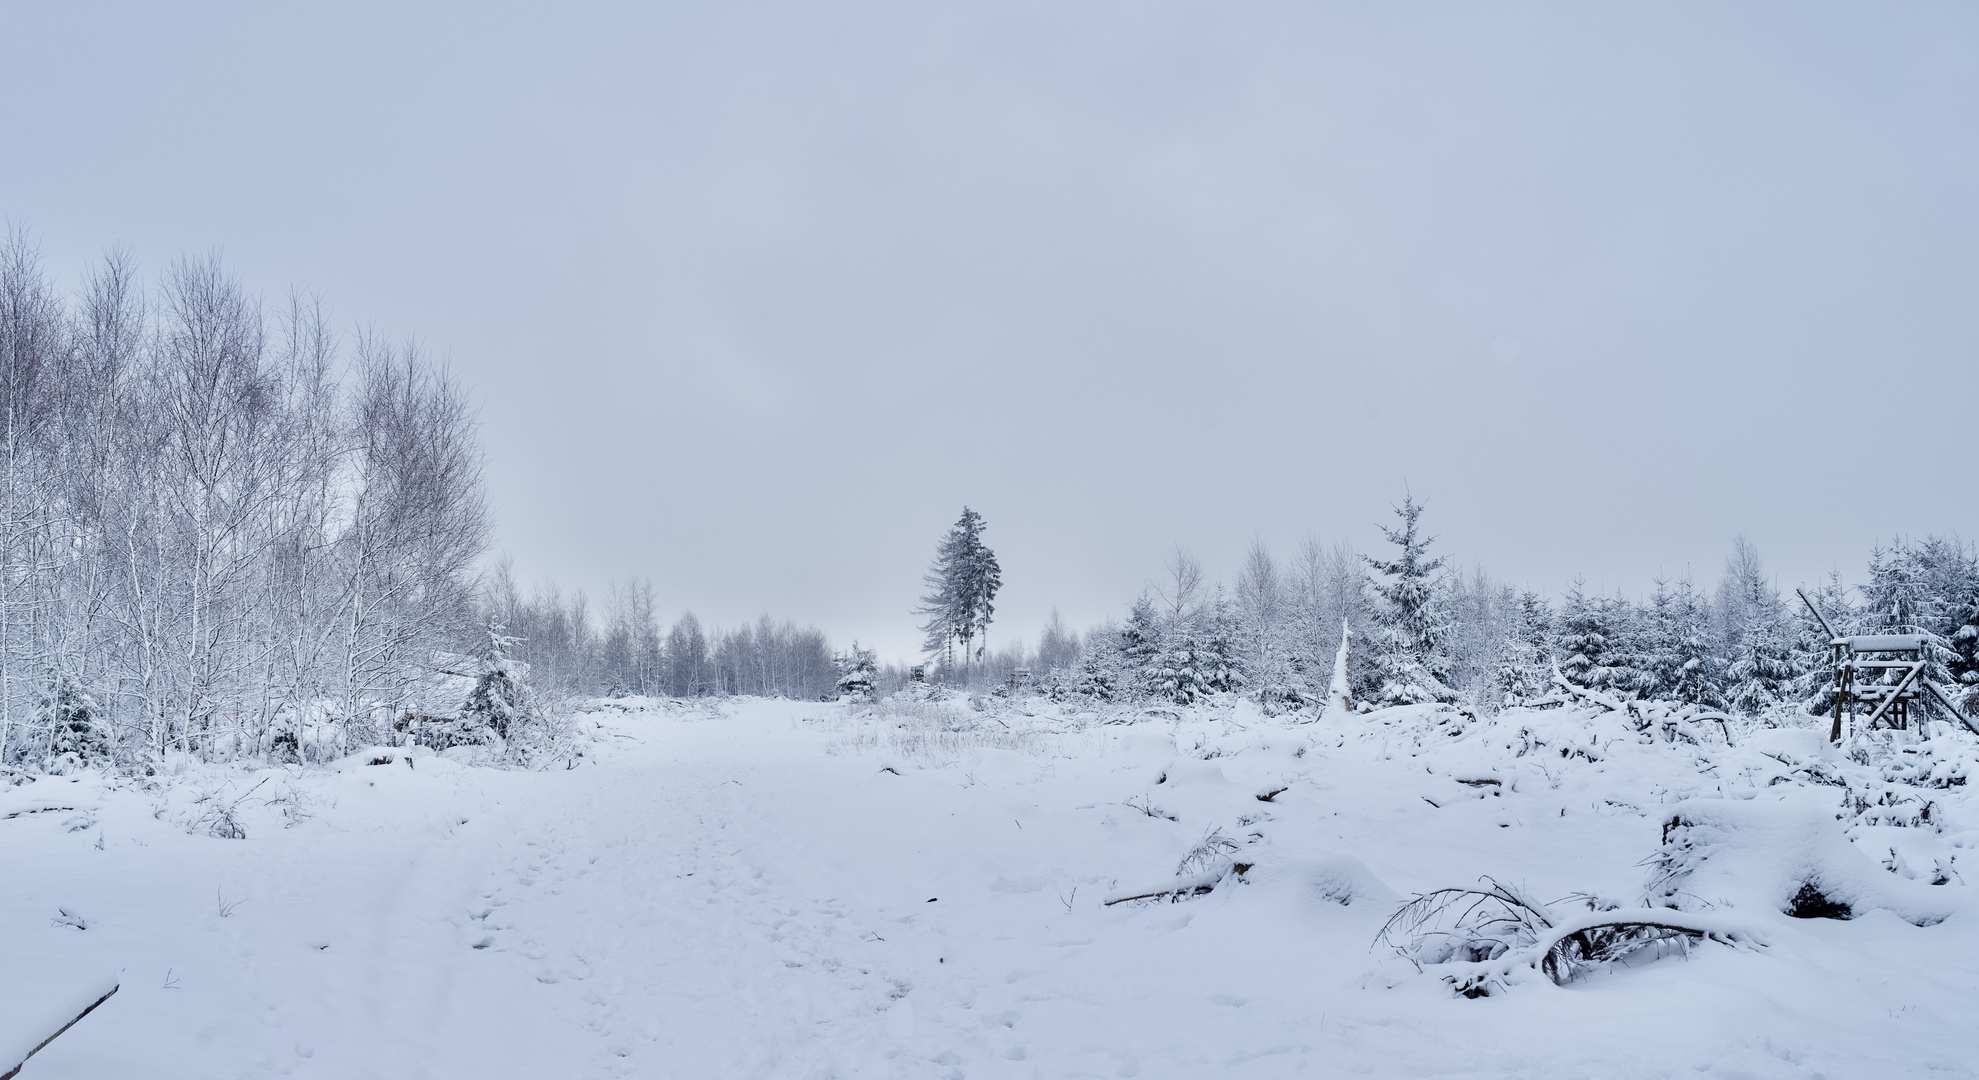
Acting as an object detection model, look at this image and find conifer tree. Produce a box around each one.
[1198,591,1245,697]
[1717,558,1797,716]
[1149,589,1245,705]
[1065,632,1124,702]
[1863,540,1942,634]
[39,671,106,768]
[1556,580,1616,691]
[1726,600,1797,717]
[1362,496,1457,705]
[1947,576,1979,693]
[1118,594,1163,697]
[833,641,878,702]
[1496,590,1554,707]
[916,508,1002,676]
[1648,576,1722,707]
[1789,570,1852,715]
[460,619,528,743]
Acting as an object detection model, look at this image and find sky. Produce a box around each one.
[4,2,1976,662]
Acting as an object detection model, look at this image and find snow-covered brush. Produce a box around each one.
[1375,877,1552,972]
[1175,826,1242,878]
[1104,827,1251,907]
[1376,877,1756,998]
[1538,673,1736,746]
[187,777,269,840]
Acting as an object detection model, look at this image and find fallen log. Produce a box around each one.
[2,975,118,1080]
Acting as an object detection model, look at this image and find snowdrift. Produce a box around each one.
[4,692,1976,1077]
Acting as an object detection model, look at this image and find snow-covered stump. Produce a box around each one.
[1,975,117,1080]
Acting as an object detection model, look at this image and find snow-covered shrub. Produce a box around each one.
[1175,825,1242,878]
[1378,877,1753,998]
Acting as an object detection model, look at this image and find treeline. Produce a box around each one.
[483,568,836,702]
[0,236,487,769]
[1022,499,1979,721]
[0,234,843,774]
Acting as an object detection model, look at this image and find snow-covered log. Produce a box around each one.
[1,975,117,1080]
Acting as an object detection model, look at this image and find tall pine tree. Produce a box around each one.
[1362,496,1457,705]
[916,508,1003,677]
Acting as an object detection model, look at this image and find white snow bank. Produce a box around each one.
[1651,793,1968,925]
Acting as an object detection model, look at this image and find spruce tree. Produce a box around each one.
[1362,496,1457,705]
[1862,540,1943,635]
[1118,594,1163,698]
[1651,576,1723,707]
[40,671,106,768]
[1600,592,1652,699]
[1726,603,1797,716]
[1148,590,1245,705]
[833,641,878,702]
[1198,591,1244,697]
[1789,571,1852,715]
[1723,574,1797,716]
[915,508,1002,676]
[1947,575,1979,693]
[1556,580,1615,691]
[1496,590,1553,707]
[460,620,528,743]
[1065,633,1124,702]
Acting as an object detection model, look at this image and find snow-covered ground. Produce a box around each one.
[6,695,1977,1079]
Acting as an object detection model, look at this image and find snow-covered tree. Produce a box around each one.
[1362,496,1457,705]
[1200,594,1244,697]
[1556,581,1620,692]
[1063,630,1124,702]
[1495,590,1554,707]
[1035,608,1082,675]
[1858,536,1971,710]
[916,507,1003,676]
[38,671,106,769]
[1119,594,1163,697]
[1235,541,1298,711]
[664,613,711,697]
[1946,568,1979,693]
[1146,625,1201,705]
[1788,571,1851,715]
[1724,581,1796,717]
[1644,576,1722,707]
[833,641,878,702]
[459,620,528,744]
[1862,540,1944,634]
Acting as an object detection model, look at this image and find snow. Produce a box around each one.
[1845,635,1929,653]
[5,695,1978,1078]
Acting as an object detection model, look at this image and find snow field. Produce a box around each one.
[5,696,1978,1078]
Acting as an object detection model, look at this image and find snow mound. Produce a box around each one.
[1301,853,1397,908]
[1650,794,1968,926]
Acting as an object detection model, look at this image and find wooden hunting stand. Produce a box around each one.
[1798,589,1979,742]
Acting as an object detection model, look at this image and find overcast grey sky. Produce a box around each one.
[5,2,1976,661]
